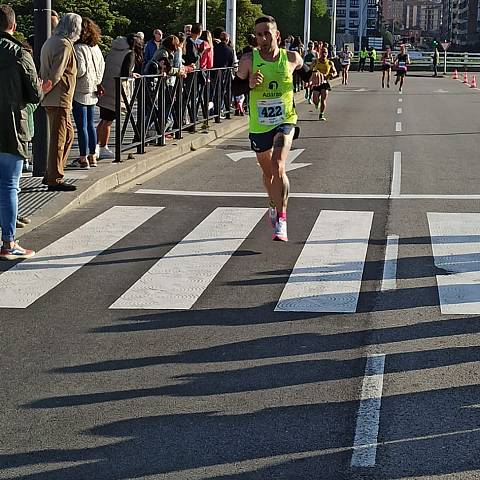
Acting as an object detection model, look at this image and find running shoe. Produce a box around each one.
[319,113,327,121]
[0,243,35,260]
[267,205,277,229]
[273,218,288,242]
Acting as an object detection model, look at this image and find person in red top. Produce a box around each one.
[199,30,213,69]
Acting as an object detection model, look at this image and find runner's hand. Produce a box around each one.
[249,70,263,89]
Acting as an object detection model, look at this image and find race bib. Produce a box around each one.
[398,61,407,70]
[257,99,286,126]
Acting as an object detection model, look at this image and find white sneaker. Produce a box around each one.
[98,147,115,160]
[273,218,288,242]
[95,144,100,158]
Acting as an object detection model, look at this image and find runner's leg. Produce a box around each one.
[270,130,294,214]
[255,149,275,202]
[320,90,328,115]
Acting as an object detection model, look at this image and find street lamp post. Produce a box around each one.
[226,0,237,47]
[331,0,337,49]
[304,0,312,45]
[32,0,51,177]
[202,0,207,28]
[196,0,200,23]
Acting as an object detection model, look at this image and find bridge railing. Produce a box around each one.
[114,67,234,163]
[351,51,480,68]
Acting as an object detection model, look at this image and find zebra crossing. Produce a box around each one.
[2,205,480,313]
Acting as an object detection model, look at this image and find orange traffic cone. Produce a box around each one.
[464,72,469,83]
[452,69,458,80]
[471,75,477,88]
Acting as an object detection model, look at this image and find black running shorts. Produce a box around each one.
[249,124,300,153]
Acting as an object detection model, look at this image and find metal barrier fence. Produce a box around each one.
[114,67,234,163]
[352,51,480,70]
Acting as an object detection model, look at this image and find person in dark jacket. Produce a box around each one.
[184,22,202,67]
[143,29,162,70]
[213,31,235,68]
[0,5,48,259]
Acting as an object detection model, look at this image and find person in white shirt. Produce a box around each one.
[71,17,105,168]
[339,44,353,85]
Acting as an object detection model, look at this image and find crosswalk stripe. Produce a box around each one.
[428,212,480,314]
[0,206,163,308]
[110,207,266,310]
[275,210,374,313]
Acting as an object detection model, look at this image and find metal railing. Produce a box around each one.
[114,67,234,163]
[351,51,480,69]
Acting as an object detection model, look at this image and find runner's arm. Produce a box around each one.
[232,52,252,96]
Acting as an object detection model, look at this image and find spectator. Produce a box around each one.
[40,12,81,191]
[213,27,223,45]
[199,30,214,69]
[143,29,162,69]
[70,17,105,169]
[174,32,186,70]
[240,34,256,57]
[432,46,439,77]
[136,31,144,41]
[358,45,368,72]
[184,24,192,36]
[290,36,304,56]
[213,31,234,68]
[152,35,184,74]
[27,9,60,52]
[132,33,144,74]
[96,34,137,160]
[0,4,46,259]
[369,47,377,72]
[184,22,202,67]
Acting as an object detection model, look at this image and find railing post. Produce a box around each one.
[225,68,232,120]
[176,76,183,140]
[215,69,222,123]
[114,76,122,163]
[204,70,210,127]
[157,77,166,147]
[137,77,145,154]
[191,71,198,132]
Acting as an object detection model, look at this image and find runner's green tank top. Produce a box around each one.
[249,48,297,134]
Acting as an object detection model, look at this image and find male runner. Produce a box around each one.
[310,46,337,121]
[232,16,310,242]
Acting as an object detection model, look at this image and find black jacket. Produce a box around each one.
[0,32,43,158]
[213,42,234,68]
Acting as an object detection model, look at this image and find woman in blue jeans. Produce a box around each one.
[70,18,105,168]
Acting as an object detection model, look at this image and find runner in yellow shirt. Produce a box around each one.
[310,46,338,121]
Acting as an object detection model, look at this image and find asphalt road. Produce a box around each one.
[2,72,480,479]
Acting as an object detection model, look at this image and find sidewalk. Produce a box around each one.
[17,115,248,237]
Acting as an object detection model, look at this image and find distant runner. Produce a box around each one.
[394,44,410,93]
[339,44,353,85]
[232,15,313,242]
[310,46,337,121]
[381,46,394,88]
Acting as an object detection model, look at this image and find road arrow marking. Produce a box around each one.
[353,88,368,92]
[226,148,311,172]
[434,89,448,93]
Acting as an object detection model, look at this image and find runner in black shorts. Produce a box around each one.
[310,46,337,121]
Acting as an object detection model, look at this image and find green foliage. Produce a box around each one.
[252,0,330,42]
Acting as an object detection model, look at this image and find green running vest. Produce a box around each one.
[249,48,297,134]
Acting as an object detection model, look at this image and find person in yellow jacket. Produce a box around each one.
[309,46,338,121]
[358,46,368,72]
[368,47,377,72]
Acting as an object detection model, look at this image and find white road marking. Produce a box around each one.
[0,206,163,308]
[275,210,373,313]
[428,212,480,314]
[110,207,265,310]
[135,189,480,201]
[226,149,311,172]
[397,107,402,114]
[395,122,402,132]
[351,354,386,468]
[391,152,401,198]
[398,98,403,103]
[381,235,399,291]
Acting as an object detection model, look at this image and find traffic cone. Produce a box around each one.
[463,72,469,83]
[452,69,458,80]
[471,75,477,88]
